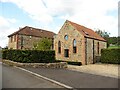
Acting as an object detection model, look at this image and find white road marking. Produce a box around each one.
[15,66,73,89]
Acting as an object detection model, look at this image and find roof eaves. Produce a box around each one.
[84,36,107,42]
[8,26,28,37]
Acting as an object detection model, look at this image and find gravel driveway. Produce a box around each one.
[67,63,119,78]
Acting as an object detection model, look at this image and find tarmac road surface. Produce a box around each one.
[24,67,119,88]
[2,64,64,89]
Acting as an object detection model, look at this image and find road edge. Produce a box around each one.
[14,66,73,89]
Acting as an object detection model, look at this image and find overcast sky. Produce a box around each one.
[0,0,119,48]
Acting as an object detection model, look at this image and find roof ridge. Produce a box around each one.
[67,20,106,41]
[8,26,27,37]
[67,20,92,30]
[8,26,55,38]
[26,26,55,34]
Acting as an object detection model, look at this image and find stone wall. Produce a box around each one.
[3,60,67,68]
[8,35,17,49]
[54,20,107,65]
[17,35,41,49]
[54,21,85,64]
[8,34,53,50]
[86,38,107,64]
[86,38,93,64]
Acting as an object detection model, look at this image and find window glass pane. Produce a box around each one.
[73,39,77,53]
[64,49,69,57]
[73,47,77,53]
[58,41,61,53]
[97,42,99,54]
[73,39,76,46]
[64,35,68,40]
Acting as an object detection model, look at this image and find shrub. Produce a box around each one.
[2,50,55,63]
[101,48,120,64]
[56,60,82,66]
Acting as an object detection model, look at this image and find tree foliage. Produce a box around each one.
[95,29,120,46]
[95,29,110,47]
[108,37,120,46]
[33,38,52,50]
[95,29,110,38]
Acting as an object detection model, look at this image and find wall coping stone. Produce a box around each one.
[2,59,67,68]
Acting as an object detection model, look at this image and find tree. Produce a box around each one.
[95,29,120,46]
[2,46,8,50]
[117,36,120,46]
[95,29,110,47]
[33,38,52,50]
[95,29,110,38]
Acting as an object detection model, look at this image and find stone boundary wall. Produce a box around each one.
[2,60,67,68]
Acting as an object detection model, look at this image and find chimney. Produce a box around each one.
[19,27,21,30]
[30,28,32,30]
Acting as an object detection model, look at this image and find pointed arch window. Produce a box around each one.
[97,42,99,54]
[58,41,61,53]
[73,39,77,53]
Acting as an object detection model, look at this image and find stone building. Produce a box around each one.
[8,26,55,50]
[54,20,107,65]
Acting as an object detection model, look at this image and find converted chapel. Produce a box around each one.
[54,20,107,65]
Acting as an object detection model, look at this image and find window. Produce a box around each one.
[21,36,24,49]
[58,41,61,53]
[10,36,13,42]
[64,49,69,57]
[30,36,32,39]
[64,35,68,40]
[52,39,54,49]
[14,35,16,42]
[73,39,77,53]
[21,36,24,45]
[97,42,99,54]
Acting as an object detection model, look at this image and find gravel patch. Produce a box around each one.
[67,63,119,78]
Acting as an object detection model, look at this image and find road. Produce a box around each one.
[24,67,119,88]
[2,63,64,88]
[1,62,119,89]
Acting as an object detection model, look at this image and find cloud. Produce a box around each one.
[0,16,17,47]
[0,16,10,27]
[7,18,17,23]
[1,0,53,24]
[0,0,119,47]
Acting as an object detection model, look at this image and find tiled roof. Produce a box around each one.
[8,26,55,39]
[67,20,106,41]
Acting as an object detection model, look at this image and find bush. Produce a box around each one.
[101,48,120,64]
[2,50,55,63]
[56,60,82,66]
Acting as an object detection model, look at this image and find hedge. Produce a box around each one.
[56,60,82,66]
[2,50,55,63]
[101,48,120,64]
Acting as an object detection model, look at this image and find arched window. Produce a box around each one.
[97,42,99,54]
[73,39,77,53]
[58,41,61,53]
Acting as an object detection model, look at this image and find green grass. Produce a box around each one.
[108,45,120,49]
